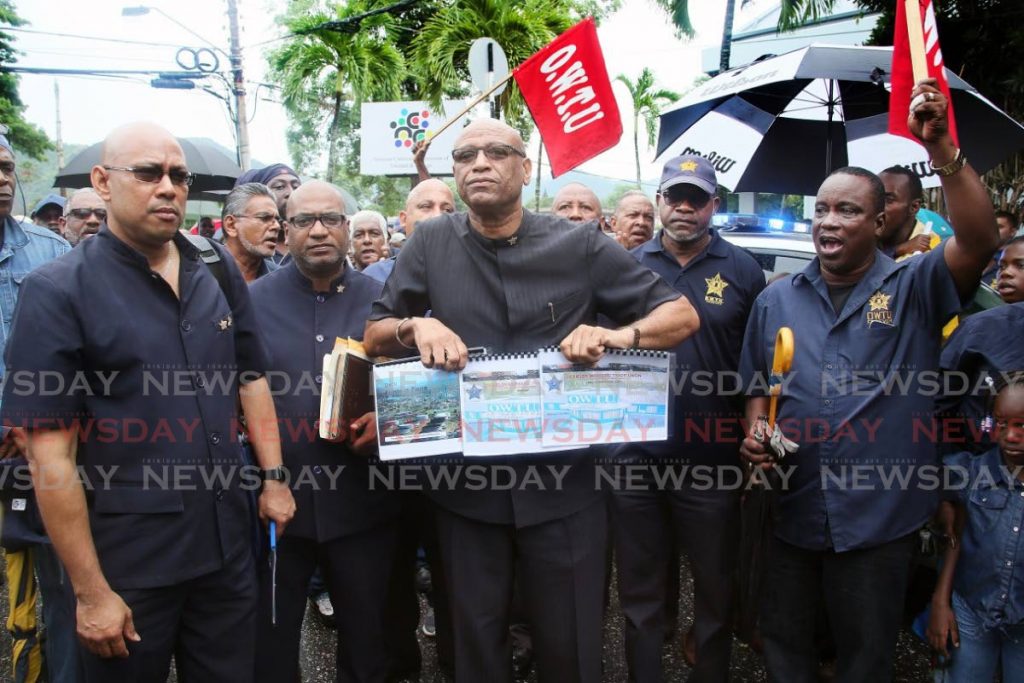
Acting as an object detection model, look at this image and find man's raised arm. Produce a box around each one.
[909,78,999,296]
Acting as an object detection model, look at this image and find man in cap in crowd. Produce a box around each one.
[0,134,73,682]
[551,182,603,224]
[62,188,106,247]
[610,191,657,249]
[362,178,455,284]
[236,163,302,266]
[30,193,66,236]
[221,182,280,283]
[349,210,390,272]
[364,118,699,682]
[1,122,295,681]
[612,155,765,682]
[249,180,400,682]
[739,80,999,681]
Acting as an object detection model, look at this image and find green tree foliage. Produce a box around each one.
[269,0,619,210]
[410,0,575,133]
[654,0,835,39]
[268,0,405,181]
[0,1,50,159]
[615,68,679,187]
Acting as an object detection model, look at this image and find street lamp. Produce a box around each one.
[122,4,251,170]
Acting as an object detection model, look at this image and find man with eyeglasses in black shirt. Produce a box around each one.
[62,188,106,246]
[222,183,280,284]
[250,180,401,683]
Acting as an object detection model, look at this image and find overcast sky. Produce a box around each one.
[12,0,777,186]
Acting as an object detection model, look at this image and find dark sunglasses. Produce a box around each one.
[103,165,195,187]
[67,208,107,220]
[451,143,527,165]
[661,185,712,210]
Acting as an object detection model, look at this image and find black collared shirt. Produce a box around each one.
[1,227,267,589]
[370,210,681,526]
[249,263,400,542]
[626,229,765,465]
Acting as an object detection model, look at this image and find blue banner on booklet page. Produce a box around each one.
[538,348,670,448]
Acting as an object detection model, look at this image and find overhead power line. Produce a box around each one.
[2,26,192,49]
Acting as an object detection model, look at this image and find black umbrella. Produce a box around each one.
[54,137,242,196]
[657,44,1024,195]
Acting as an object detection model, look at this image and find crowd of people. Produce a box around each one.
[0,76,1021,683]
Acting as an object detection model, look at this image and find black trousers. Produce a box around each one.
[760,533,916,683]
[435,499,608,683]
[612,477,740,683]
[81,550,256,683]
[254,521,399,683]
[383,492,453,677]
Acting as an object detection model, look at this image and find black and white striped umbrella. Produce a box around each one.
[656,44,1024,195]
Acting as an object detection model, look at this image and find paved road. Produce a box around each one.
[0,553,932,681]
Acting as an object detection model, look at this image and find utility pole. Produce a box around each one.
[54,81,65,197]
[226,0,251,170]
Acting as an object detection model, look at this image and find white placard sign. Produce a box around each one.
[359,100,469,176]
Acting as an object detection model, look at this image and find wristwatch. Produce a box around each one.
[260,466,290,483]
[929,148,967,177]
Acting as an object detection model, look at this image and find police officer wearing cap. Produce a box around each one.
[612,156,765,682]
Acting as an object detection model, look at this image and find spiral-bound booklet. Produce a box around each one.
[538,348,670,447]
[460,353,543,456]
[373,360,463,461]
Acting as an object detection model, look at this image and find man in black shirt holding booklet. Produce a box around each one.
[364,118,699,683]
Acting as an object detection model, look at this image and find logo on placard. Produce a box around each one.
[390,108,434,149]
[866,291,894,327]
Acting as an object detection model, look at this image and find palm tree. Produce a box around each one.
[655,0,838,41]
[410,0,575,131]
[615,69,679,188]
[269,0,404,180]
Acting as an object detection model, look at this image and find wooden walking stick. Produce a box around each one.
[767,327,794,431]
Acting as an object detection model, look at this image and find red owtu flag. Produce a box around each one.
[513,19,622,177]
[889,0,958,145]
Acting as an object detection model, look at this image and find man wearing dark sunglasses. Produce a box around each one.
[63,188,106,246]
[2,122,295,682]
[613,155,767,683]
[365,118,700,683]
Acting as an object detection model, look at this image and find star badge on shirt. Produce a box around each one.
[336,284,346,293]
[507,235,518,246]
[866,291,895,327]
[704,273,728,305]
[218,315,233,331]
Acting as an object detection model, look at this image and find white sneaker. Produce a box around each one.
[312,591,335,627]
